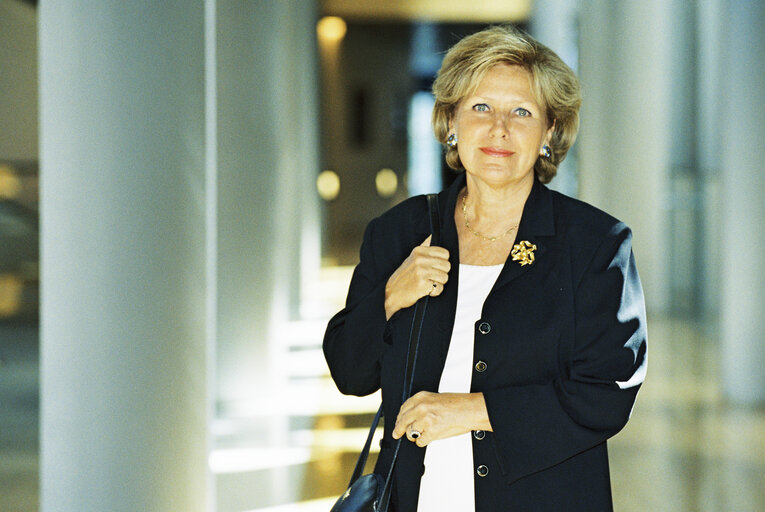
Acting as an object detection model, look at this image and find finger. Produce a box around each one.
[418,246,450,261]
[397,391,427,419]
[430,282,444,297]
[394,393,423,428]
[392,418,409,440]
[425,254,451,271]
[406,424,422,442]
[392,408,411,439]
[393,412,411,439]
[427,270,449,285]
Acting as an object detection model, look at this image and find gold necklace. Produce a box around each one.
[461,194,519,242]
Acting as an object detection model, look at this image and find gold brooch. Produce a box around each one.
[511,240,537,266]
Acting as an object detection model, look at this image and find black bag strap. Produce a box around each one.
[347,403,384,485]
[345,193,440,510]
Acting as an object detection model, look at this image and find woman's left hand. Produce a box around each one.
[392,391,493,447]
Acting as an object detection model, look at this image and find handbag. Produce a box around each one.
[330,193,441,512]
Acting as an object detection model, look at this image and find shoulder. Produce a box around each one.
[372,194,430,231]
[546,188,634,277]
[359,194,432,274]
[363,194,430,247]
[549,188,631,242]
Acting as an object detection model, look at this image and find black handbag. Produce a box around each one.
[330,193,441,512]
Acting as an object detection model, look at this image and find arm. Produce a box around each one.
[323,219,390,396]
[484,224,647,483]
[323,218,451,396]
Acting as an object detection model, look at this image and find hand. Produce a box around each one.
[384,235,451,320]
[391,391,492,447]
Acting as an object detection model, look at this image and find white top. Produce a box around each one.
[417,264,503,512]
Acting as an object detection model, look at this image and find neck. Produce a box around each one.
[462,173,533,223]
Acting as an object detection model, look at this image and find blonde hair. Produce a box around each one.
[432,25,581,183]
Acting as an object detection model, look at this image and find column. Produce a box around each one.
[529,0,578,196]
[577,0,674,313]
[40,0,322,508]
[39,2,209,510]
[214,0,320,416]
[719,0,765,405]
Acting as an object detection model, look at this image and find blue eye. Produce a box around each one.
[515,108,531,117]
[473,103,490,112]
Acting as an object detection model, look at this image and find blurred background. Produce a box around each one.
[1,0,763,511]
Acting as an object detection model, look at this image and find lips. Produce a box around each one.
[479,147,514,157]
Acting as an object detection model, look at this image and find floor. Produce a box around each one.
[1,267,764,511]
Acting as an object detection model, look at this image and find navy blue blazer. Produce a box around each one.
[323,174,647,511]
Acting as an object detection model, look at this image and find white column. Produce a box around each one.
[578,0,673,313]
[720,0,765,405]
[529,0,578,196]
[214,0,320,415]
[39,2,209,510]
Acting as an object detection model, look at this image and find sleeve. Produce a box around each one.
[482,223,647,484]
[322,217,392,396]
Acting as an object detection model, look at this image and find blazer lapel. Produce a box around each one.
[491,179,556,293]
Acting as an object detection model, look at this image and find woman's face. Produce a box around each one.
[450,64,553,189]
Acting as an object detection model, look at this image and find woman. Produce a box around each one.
[323,25,646,511]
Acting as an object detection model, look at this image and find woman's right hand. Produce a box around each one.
[384,235,451,320]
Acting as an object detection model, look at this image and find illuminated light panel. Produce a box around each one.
[321,0,530,23]
[209,447,312,474]
[316,170,340,201]
[0,165,22,199]
[375,168,398,198]
[245,496,338,512]
[0,274,23,317]
[316,16,347,43]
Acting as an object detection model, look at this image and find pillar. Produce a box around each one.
[529,0,578,197]
[719,0,765,405]
[578,0,673,313]
[214,0,320,416]
[39,2,209,510]
[40,1,322,508]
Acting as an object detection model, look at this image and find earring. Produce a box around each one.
[540,145,552,158]
[446,133,458,149]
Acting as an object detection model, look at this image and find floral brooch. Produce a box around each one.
[511,240,537,266]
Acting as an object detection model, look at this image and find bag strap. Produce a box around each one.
[347,403,383,485]
[380,194,440,510]
[345,194,440,503]
[344,194,441,507]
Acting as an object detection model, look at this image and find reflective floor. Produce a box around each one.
[1,266,764,511]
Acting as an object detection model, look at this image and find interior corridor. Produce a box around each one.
[2,265,763,512]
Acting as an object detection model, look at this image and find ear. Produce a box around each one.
[543,119,556,146]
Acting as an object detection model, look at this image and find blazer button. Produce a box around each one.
[475,360,487,372]
[478,321,491,334]
[473,430,485,440]
[476,465,489,477]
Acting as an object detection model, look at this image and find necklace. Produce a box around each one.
[461,194,519,242]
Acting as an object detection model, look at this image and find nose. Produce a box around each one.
[488,114,509,139]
